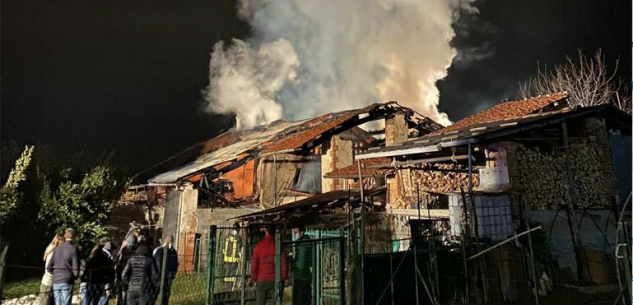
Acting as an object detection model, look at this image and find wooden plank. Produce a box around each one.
[385,208,449,219]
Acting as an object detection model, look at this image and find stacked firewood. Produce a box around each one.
[390,164,480,209]
[517,143,608,209]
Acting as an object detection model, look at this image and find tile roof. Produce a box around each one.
[324,157,391,178]
[358,103,625,160]
[438,92,568,133]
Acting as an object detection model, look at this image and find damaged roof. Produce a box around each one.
[358,95,628,160]
[149,120,307,184]
[234,187,386,222]
[150,102,437,184]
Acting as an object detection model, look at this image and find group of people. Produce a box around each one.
[39,224,312,305]
[39,228,179,305]
[250,225,312,305]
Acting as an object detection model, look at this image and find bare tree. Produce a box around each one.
[519,49,632,114]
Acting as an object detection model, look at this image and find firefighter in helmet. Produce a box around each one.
[223,227,241,288]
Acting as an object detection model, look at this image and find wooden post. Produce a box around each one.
[339,237,346,305]
[523,201,540,305]
[356,159,365,305]
[389,240,395,305]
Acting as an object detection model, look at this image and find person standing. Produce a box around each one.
[152,235,178,305]
[222,229,240,289]
[47,228,79,305]
[251,226,287,305]
[83,242,116,305]
[290,226,312,305]
[122,244,159,305]
[39,235,64,305]
[115,235,137,305]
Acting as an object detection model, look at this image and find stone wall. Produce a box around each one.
[258,154,305,208]
[385,112,408,146]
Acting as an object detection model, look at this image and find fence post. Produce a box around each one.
[274,230,282,305]
[157,242,168,305]
[206,226,217,305]
[0,243,8,301]
[240,226,248,305]
[338,237,346,305]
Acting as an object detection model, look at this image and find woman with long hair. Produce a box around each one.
[40,235,64,305]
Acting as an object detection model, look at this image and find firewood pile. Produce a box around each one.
[517,143,609,209]
[390,164,480,209]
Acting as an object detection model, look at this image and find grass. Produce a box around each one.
[168,273,207,305]
[3,278,82,300]
[3,278,41,298]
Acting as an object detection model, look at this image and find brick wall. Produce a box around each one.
[321,134,353,192]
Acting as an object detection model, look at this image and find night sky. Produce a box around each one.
[2,0,630,174]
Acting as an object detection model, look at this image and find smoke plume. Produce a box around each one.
[205,0,477,129]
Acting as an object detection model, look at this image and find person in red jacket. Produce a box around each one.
[251,226,287,305]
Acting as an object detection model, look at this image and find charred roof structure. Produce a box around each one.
[138,101,442,274]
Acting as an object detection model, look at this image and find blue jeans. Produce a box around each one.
[52,283,73,305]
[82,283,110,305]
[97,295,109,305]
[80,283,88,305]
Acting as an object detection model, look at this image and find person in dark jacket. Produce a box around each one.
[122,245,159,305]
[83,243,116,305]
[290,225,312,305]
[251,226,287,305]
[152,235,178,305]
[115,235,137,305]
[47,228,80,305]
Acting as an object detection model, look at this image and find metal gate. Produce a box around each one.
[202,227,345,305]
[282,235,346,305]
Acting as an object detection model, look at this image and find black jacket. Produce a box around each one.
[122,246,159,293]
[115,246,135,279]
[82,250,115,285]
[153,246,178,276]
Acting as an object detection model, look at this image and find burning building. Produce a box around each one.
[134,92,630,304]
[144,102,441,271]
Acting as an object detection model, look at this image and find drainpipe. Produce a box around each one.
[273,153,278,207]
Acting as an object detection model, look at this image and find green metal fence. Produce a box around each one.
[280,237,345,305]
[183,226,346,305]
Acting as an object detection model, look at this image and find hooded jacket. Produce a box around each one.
[153,245,178,276]
[121,246,159,293]
[250,235,287,283]
[82,249,115,286]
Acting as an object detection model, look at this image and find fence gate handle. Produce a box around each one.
[615,243,626,259]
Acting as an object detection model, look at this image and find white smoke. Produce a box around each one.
[205,0,477,129]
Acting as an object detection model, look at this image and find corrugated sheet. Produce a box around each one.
[149,120,307,184]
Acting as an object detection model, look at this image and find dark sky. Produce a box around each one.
[2,0,630,174]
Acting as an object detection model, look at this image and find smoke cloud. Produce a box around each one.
[205,0,477,129]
